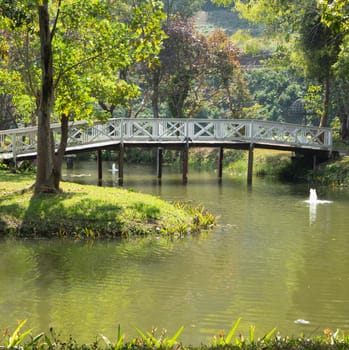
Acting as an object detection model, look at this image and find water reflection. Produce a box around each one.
[309,202,317,224]
[305,189,334,225]
[1,162,349,345]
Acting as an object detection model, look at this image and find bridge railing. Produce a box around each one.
[0,118,332,159]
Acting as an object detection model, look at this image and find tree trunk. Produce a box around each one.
[340,112,349,141]
[320,74,330,128]
[53,115,69,189]
[35,3,57,194]
[224,80,234,118]
[151,69,160,118]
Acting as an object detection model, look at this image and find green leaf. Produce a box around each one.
[249,325,255,344]
[134,327,153,348]
[8,319,29,347]
[24,332,44,350]
[225,318,241,344]
[167,326,184,347]
[262,327,277,341]
[146,331,160,348]
[44,334,53,348]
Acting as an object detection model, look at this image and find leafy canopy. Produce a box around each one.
[0,0,166,124]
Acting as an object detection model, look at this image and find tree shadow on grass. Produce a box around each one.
[20,192,123,238]
[0,198,26,236]
[131,202,161,220]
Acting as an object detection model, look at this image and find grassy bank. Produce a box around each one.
[0,171,214,239]
[228,149,349,186]
[228,150,299,180]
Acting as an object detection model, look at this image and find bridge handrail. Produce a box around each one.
[0,118,333,159]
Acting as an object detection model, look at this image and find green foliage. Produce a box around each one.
[100,325,125,350]
[0,160,8,171]
[246,66,305,122]
[7,319,349,350]
[0,70,35,125]
[304,84,323,125]
[0,0,166,126]
[211,318,241,346]
[331,35,349,140]
[163,0,206,19]
[254,153,291,179]
[135,326,184,349]
[211,0,348,129]
[315,158,349,186]
[0,319,44,350]
[320,0,349,34]
[298,3,343,84]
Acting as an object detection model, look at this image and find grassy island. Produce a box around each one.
[0,171,214,239]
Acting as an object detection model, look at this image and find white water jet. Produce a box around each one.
[309,188,318,203]
[305,188,332,205]
[305,188,333,224]
[108,163,118,173]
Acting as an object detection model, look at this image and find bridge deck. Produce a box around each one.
[0,118,332,161]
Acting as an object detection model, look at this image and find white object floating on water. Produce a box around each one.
[294,319,310,325]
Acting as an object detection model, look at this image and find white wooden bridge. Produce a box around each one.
[0,118,332,159]
[0,118,333,184]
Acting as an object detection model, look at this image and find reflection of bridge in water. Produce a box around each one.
[0,118,333,184]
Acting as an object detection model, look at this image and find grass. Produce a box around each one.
[0,171,215,239]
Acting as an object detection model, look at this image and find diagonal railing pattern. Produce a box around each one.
[0,118,332,160]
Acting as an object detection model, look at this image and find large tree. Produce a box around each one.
[0,0,165,193]
[320,0,349,139]
[212,0,344,127]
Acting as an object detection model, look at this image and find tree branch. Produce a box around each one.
[54,53,106,89]
[50,0,62,43]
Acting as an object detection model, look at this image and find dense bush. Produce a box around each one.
[315,158,349,186]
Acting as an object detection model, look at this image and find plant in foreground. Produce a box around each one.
[211,318,276,348]
[100,325,125,350]
[135,326,184,349]
[4,319,349,350]
[0,319,44,350]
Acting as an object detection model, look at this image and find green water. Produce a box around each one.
[1,161,349,345]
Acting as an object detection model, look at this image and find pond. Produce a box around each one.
[1,160,349,345]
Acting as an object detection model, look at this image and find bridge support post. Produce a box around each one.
[182,144,189,184]
[118,143,124,186]
[247,144,254,185]
[65,154,75,169]
[312,154,317,181]
[218,147,224,181]
[157,147,163,179]
[97,149,102,186]
[66,157,74,169]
